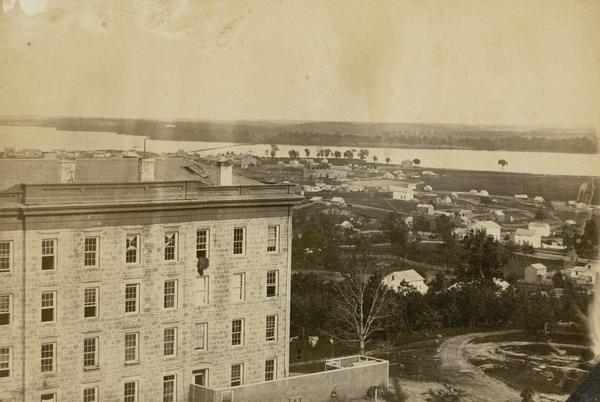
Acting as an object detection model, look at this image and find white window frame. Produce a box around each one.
[124,284,139,314]
[163,280,177,310]
[230,363,243,387]
[0,241,13,273]
[163,374,177,402]
[124,333,139,364]
[163,327,177,357]
[265,358,277,381]
[84,287,98,318]
[266,314,277,342]
[232,273,245,302]
[41,239,57,271]
[266,270,279,298]
[83,386,98,402]
[41,392,57,401]
[123,381,138,402]
[41,291,56,323]
[125,234,141,265]
[196,229,210,259]
[83,337,99,370]
[194,322,207,351]
[40,342,56,373]
[193,368,208,386]
[233,227,246,255]
[196,276,209,306]
[164,232,178,262]
[84,237,99,267]
[231,319,244,346]
[0,294,11,326]
[0,346,11,378]
[267,225,279,253]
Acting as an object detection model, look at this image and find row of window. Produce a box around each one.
[0,226,280,272]
[0,270,279,326]
[0,314,277,379]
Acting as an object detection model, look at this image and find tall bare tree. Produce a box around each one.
[333,258,390,355]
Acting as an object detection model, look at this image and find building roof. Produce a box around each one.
[417,203,433,208]
[473,220,501,230]
[528,263,547,270]
[331,197,345,203]
[0,158,258,191]
[529,222,550,228]
[492,210,505,216]
[516,228,537,236]
[386,269,424,283]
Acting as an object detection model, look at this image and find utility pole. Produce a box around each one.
[143,136,149,159]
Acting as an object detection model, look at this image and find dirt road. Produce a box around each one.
[438,330,522,402]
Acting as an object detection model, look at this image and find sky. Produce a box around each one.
[0,0,599,128]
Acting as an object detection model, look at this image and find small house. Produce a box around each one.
[390,186,414,201]
[528,222,551,237]
[564,219,577,226]
[479,190,489,197]
[383,270,429,295]
[490,210,505,223]
[514,194,528,200]
[470,220,501,241]
[416,203,434,216]
[401,159,413,168]
[524,263,547,283]
[330,197,346,207]
[338,220,354,230]
[533,196,545,204]
[469,189,479,196]
[515,228,541,248]
[458,209,474,220]
[309,196,323,203]
[423,185,433,192]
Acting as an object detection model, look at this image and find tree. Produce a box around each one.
[384,212,410,256]
[304,148,310,158]
[498,159,508,172]
[288,149,299,159]
[358,148,369,161]
[385,157,391,164]
[412,158,421,165]
[534,208,547,220]
[372,155,378,163]
[334,263,390,355]
[270,144,279,158]
[334,150,342,158]
[425,384,467,402]
[344,150,353,159]
[324,148,332,157]
[459,229,509,281]
[552,271,565,288]
[576,219,599,259]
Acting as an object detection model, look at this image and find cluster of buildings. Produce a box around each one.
[0,157,389,402]
[524,262,599,287]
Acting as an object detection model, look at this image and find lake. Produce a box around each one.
[0,125,598,176]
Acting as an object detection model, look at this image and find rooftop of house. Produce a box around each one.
[528,263,547,270]
[516,228,538,236]
[473,220,501,230]
[529,222,551,228]
[386,269,424,283]
[492,210,505,216]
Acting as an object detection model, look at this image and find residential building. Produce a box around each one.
[470,221,501,241]
[514,194,528,200]
[515,228,541,248]
[390,186,414,201]
[524,263,548,283]
[416,203,434,216]
[330,197,346,207]
[383,270,429,295]
[490,210,505,223]
[533,196,545,204]
[458,209,474,221]
[0,158,387,401]
[401,159,413,168]
[562,263,599,286]
[528,222,551,237]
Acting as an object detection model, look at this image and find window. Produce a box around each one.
[163,374,176,402]
[41,393,56,401]
[193,369,208,386]
[83,337,99,369]
[222,391,233,402]
[266,270,279,297]
[265,358,276,381]
[84,237,98,267]
[41,291,56,322]
[289,397,302,402]
[266,315,277,342]
[232,273,245,301]
[267,225,279,252]
[41,239,56,270]
[124,381,138,402]
[125,234,140,264]
[83,387,98,402]
[84,287,98,318]
[0,347,11,377]
[233,227,245,255]
[231,319,244,346]
[163,280,177,309]
[41,342,55,373]
[163,327,177,357]
[194,323,207,351]
[124,333,138,363]
[196,229,209,259]
[125,284,139,313]
[195,276,209,306]
[230,364,243,387]
[0,241,12,272]
[0,294,11,325]
[164,232,178,261]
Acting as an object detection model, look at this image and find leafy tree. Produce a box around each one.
[552,271,565,288]
[460,229,509,281]
[334,150,342,158]
[373,155,378,163]
[520,389,535,402]
[344,150,353,159]
[534,207,547,220]
[383,213,410,256]
[412,158,421,165]
[270,144,279,158]
[576,219,599,259]
[358,148,369,161]
[425,384,467,402]
[385,157,391,164]
[304,148,310,158]
[498,159,508,172]
[324,148,332,157]
[288,149,300,159]
[291,273,335,335]
[434,215,455,241]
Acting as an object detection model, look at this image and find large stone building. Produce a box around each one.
[0,157,388,402]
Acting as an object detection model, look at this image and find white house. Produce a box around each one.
[469,189,479,196]
[515,228,541,248]
[479,190,489,197]
[309,196,323,203]
[383,270,429,295]
[533,196,545,204]
[524,263,548,283]
[423,185,433,192]
[562,263,599,286]
[515,194,528,200]
[528,222,551,237]
[330,197,346,207]
[416,203,435,216]
[338,220,354,230]
[490,210,505,223]
[390,186,414,201]
[470,220,501,241]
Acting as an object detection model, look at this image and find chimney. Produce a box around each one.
[59,159,76,183]
[139,158,155,182]
[216,158,233,186]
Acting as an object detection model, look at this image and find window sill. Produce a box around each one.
[163,355,178,360]
[194,348,207,352]
[124,361,139,366]
[83,366,100,372]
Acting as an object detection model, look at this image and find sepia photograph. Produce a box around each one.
[0,0,599,401]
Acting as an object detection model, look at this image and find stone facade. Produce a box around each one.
[0,182,298,402]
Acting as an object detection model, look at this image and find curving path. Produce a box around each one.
[438,330,522,402]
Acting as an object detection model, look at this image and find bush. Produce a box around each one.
[424,384,467,402]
